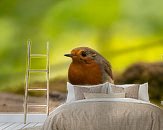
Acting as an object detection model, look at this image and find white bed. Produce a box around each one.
[25,82,163,130]
[42,98,163,130]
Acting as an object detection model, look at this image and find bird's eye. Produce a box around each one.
[81,51,87,57]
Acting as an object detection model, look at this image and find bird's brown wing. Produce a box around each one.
[102,59,113,79]
[94,50,113,80]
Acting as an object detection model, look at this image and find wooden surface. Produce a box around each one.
[0,114,47,123]
[0,113,45,129]
[0,122,43,130]
[0,108,57,129]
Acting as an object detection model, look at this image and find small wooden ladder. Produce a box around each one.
[24,41,50,124]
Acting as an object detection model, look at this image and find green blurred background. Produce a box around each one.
[0,0,163,104]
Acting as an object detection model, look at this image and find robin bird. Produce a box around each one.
[64,47,114,85]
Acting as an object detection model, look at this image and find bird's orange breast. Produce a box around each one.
[68,62,103,85]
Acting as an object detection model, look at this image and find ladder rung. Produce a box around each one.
[28,69,48,72]
[28,88,47,91]
[30,54,47,57]
[28,104,47,107]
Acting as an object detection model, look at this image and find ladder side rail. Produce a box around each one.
[24,41,31,124]
[46,42,50,116]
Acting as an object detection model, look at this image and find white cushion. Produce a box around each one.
[66,82,110,103]
[84,92,125,99]
[138,83,149,102]
[66,82,75,103]
[109,82,149,102]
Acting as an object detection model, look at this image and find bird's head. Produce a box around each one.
[64,47,97,64]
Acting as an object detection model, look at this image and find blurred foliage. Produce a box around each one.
[0,0,163,97]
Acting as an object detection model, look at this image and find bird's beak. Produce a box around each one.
[64,54,73,57]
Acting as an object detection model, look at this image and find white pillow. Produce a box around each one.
[139,83,149,102]
[66,82,110,103]
[84,92,125,99]
[109,83,149,102]
[66,82,75,103]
